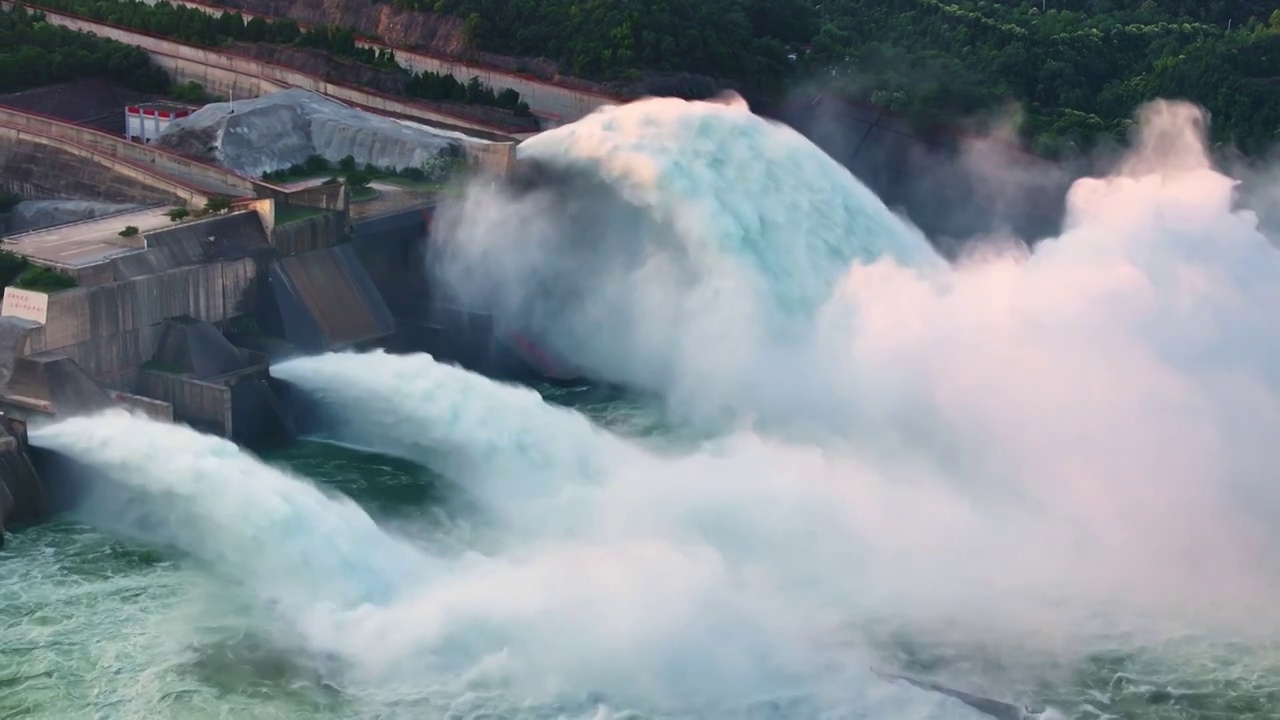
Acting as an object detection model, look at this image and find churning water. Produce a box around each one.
[11,94,1280,718]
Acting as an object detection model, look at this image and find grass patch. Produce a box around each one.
[10,262,76,293]
[0,249,78,292]
[275,204,331,225]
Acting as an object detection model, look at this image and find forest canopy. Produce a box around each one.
[0,5,169,95]
[6,0,1277,157]
[424,0,1280,157]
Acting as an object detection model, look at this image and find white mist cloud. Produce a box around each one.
[371,95,1280,715]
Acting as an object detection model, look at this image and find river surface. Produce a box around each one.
[3,384,1279,719]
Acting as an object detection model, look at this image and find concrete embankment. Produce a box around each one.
[0,122,214,207]
[8,2,530,137]
[0,104,260,200]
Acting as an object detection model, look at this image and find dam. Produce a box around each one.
[0,82,1073,541]
[0,11,1073,542]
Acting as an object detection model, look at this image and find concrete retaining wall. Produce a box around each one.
[0,104,259,199]
[0,123,210,206]
[68,263,119,288]
[21,257,259,387]
[0,130,191,209]
[12,4,521,137]
[467,141,518,178]
[350,205,432,319]
[279,181,346,212]
[149,51,287,100]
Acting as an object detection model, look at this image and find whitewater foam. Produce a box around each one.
[271,350,641,524]
[29,410,432,612]
[430,95,948,422]
[516,94,945,293]
[351,97,1280,706]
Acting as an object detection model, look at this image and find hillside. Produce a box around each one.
[0,5,169,96]
[193,0,1278,157]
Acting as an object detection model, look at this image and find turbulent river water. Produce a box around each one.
[7,93,1280,719]
[5,385,1278,719]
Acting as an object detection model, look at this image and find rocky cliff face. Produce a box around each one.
[206,0,624,92]
[223,43,540,133]
[212,0,468,54]
[229,42,411,96]
[205,0,738,104]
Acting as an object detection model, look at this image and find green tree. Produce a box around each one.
[203,196,232,214]
[345,171,372,189]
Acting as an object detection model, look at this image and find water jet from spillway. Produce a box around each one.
[28,409,432,613]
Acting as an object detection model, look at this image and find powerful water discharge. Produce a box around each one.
[9,94,1280,718]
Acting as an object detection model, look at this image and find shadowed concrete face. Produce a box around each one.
[22,444,84,518]
[5,353,116,417]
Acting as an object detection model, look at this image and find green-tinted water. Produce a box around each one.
[0,441,412,719]
[2,392,1278,719]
